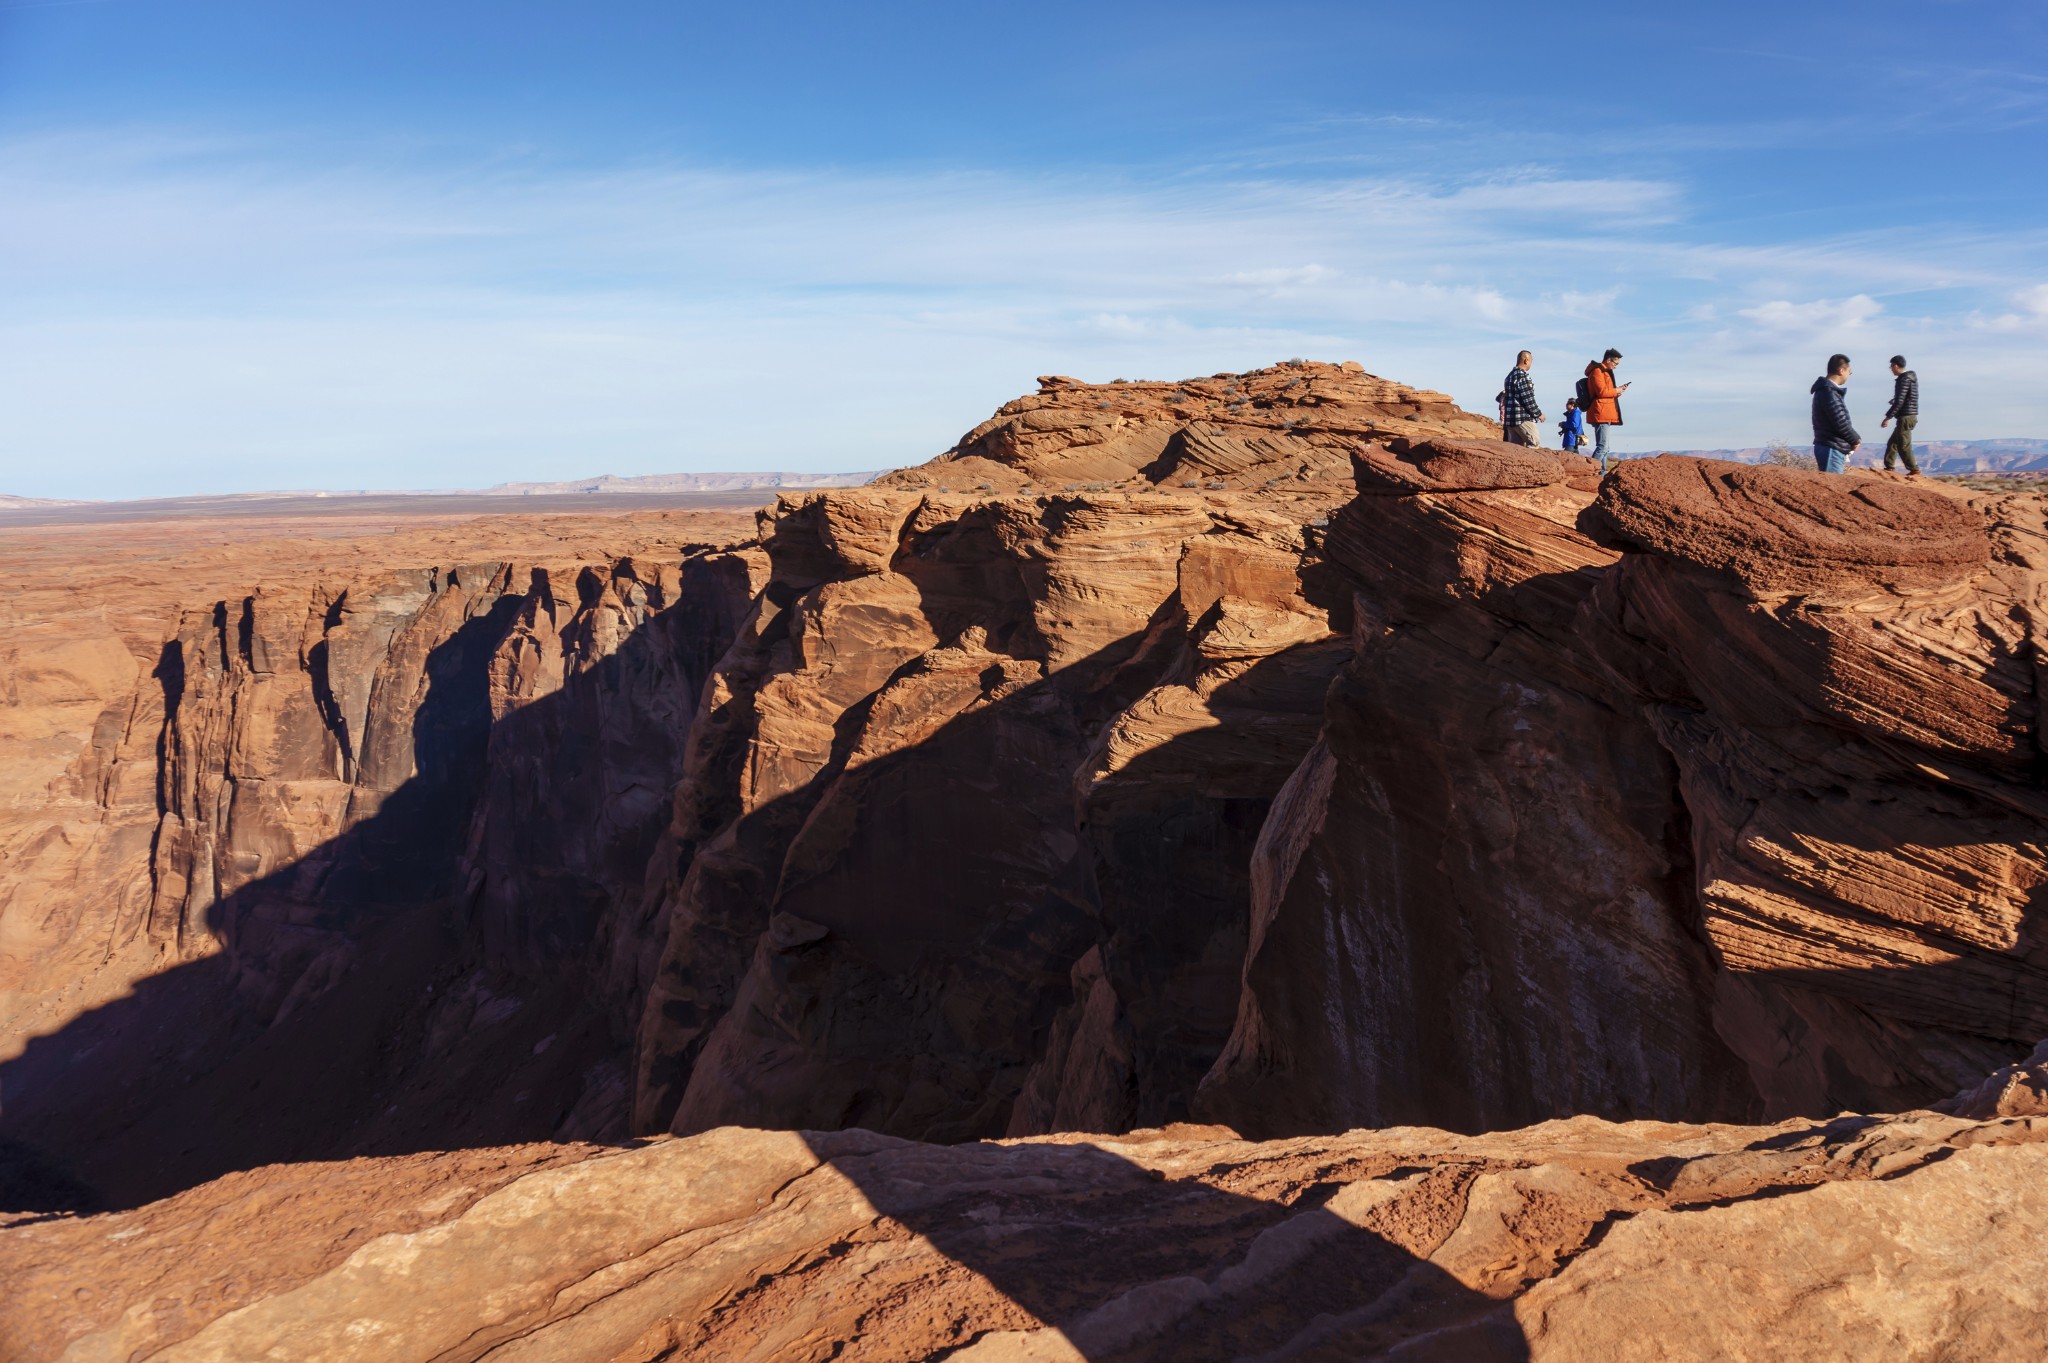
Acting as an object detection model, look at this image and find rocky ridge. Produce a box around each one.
[3,358,2045,1358]
[4,1098,2044,1360]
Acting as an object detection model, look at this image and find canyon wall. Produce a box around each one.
[621,364,2047,1145]
[1197,449,2048,1134]
[627,363,1496,1140]
[0,512,760,1204]
[6,359,2045,1216]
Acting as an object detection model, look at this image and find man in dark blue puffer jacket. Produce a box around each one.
[1881,355,1920,476]
[1810,353,1862,474]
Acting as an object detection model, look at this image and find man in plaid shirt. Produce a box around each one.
[1499,350,1544,446]
[1881,355,1920,475]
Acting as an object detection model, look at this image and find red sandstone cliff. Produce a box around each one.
[3,359,2043,1204]
[623,366,2046,1147]
[628,363,1494,1141]
[1198,449,2046,1134]
[3,361,2046,1359]
[0,512,761,1204]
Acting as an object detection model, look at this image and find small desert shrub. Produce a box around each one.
[1758,439,1805,468]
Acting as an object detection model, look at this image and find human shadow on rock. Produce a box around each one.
[802,1131,1533,1361]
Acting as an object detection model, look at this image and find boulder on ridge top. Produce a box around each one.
[1584,454,1993,598]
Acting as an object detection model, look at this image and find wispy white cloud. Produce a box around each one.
[1441,175,1681,222]
[1738,294,1885,333]
[1969,283,2048,334]
[0,127,2044,496]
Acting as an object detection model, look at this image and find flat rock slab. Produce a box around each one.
[3,1109,2042,1362]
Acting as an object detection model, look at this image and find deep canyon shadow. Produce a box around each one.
[3,570,1243,1209]
[0,564,722,1210]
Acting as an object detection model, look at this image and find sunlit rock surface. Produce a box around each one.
[4,1100,2042,1361]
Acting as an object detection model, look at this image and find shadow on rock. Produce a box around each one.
[800,1130,1532,1362]
[0,562,737,1210]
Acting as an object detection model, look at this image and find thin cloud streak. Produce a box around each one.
[1,129,2044,497]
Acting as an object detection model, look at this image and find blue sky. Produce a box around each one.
[2,1,2045,497]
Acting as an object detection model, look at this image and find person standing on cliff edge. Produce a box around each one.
[1810,353,1862,474]
[1580,349,1628,473]
[1499,350,1543,446]
[1881,355,1920,476]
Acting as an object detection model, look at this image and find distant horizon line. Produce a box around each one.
[12,437,2048,510]
[0,468,891,508]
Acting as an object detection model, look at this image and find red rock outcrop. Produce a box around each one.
[627,363,1490,1143]
[0,510,761,1205]
[623,399,2047,1149]
[876,359,1495,494]
[7,361,2044,1221]
[1198,451,2047,1134]
[4,1098,2043,1361]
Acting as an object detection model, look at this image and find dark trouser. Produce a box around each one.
[1885,415,1919,473]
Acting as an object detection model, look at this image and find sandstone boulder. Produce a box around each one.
[1586,454,1993,598]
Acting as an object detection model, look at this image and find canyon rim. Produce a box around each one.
[3,360,2045,1361]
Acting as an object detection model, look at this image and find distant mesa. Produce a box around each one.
[0,494,87,510]
[0,470,882,511]
[1682,437,2048,476]
[480,470,884,495]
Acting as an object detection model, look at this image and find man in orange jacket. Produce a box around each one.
[1582,349,1629,473]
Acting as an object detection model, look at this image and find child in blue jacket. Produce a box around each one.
[1558,399,1588,453]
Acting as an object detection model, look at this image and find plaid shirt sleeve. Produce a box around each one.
[1503,369,1542,423]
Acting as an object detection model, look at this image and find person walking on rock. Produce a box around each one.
[1810,353,1862,474]
[1881,355,1920,476]
[1500,350,1543,446]
[1580,349,1628,473]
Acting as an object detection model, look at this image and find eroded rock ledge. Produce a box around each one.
[4,1098,2043,1361]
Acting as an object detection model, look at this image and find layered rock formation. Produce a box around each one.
[875,360,1493,494]
[5,358,2045,1358]
[5,1100,2043,1361]
[630,363,1493,1140]
[6,357,2044,1218]
[0,509,761,1205]
[1198,452,2048,1134]
[622,363,2046,1147]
